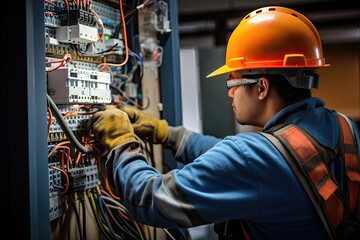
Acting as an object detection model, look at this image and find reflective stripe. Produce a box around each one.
[260,112,360,239]
[280,127,318,164]
[279,127,339,201]
[275,124,344,229]
[336,114,360,212]
[325,194,344,228]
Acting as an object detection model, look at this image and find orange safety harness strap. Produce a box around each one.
[218,113,360,240]
[260,128,338,239]
[336,113,360,214]
[259,113,359,239]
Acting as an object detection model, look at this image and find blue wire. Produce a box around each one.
[128,50,144,69]
[177,228,190,240]
[97,195,118,240]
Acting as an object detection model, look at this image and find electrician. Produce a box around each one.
[87,6,360,239]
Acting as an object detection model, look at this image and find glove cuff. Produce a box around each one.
[108,133,138,150]
[155,119,169,144]
[165,126,192,158]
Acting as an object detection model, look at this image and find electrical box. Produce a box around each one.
[43,1,176,240]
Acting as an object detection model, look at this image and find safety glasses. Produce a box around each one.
[226,77,259,89]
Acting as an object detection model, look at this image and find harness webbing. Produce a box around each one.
[215,113,360,240]
[259,113,360,240]
[260,129,338,239]
[336,113,360,214]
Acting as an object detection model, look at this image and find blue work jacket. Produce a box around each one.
[106,97,360,240]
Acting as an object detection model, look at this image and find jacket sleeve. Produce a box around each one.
[105,134,263,228]
[164,126,221,164]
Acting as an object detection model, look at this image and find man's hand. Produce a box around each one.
[119,104,169,144]
[87,105,138,150]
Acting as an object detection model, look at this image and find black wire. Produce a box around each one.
[115,209,144,240]
[75,43,119,56]
[113,0,143,40]
[99,196,119,240]
[138,95,150,110]
[79,193,88,240]
[47,94,97,154]
[70,196,84,240]
[108,212,133,239]
[102,199,139,240]
[86,191,113,240]
[100,198,128,239]
[110,84,124,96]
[153,227,157,240]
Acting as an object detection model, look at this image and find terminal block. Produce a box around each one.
[49,162,66,221]
[58,9,96,27]
[56,24,98,44]
[47,67,111,104]
[56,9,98,44]
[66,165,101,192]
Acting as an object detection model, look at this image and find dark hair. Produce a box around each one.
[268,74,311,104]
[245,74,311,104]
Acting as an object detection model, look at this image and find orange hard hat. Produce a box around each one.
[207,6,329,78]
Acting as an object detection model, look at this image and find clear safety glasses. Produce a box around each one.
[226,77,260,89]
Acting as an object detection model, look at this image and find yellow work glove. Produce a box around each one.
[87,105,138,150]
[119,104,169,144]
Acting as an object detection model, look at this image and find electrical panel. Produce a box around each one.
[44,0,173,239]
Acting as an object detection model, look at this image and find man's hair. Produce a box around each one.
[267,74,311,104]
[245,74,311,104]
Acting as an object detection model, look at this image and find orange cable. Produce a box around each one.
[50,165,70,194]
[44,0,57,7]
[116,209,133,222]
[47,107,53,139]
[104,177,120,201]
[63,0,69,9]
[97,0,129,69]
[46,54,71,72]
[48,145,71,158]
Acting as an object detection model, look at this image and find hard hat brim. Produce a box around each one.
[206,65,239,78]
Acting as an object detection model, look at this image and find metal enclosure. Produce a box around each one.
[3,0,181,239]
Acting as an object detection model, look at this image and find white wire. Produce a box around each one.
[100,191,146,240]
[163,229,177,240]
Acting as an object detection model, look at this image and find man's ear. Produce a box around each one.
[257,77,270,100]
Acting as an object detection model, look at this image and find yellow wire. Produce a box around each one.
[88,190,124,240]
[146,225,152,240]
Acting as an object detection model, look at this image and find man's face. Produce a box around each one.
[227,71,262,127]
